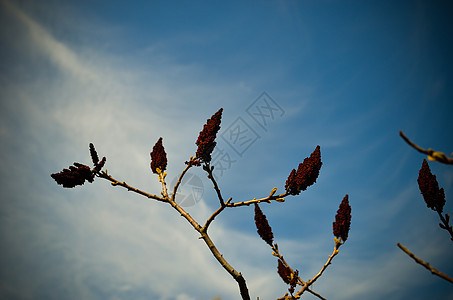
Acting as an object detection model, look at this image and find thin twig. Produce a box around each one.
[272,244,326,300]
[98,171,166,202]
[201,164,231,232]
[204,163,226,206]
[170,162,193,202]
[272,243,306,286]
[306,289,327,300]
[437,211,453,241]
[399,131,453,164]
[158,171,169,198]
[227,191,288,208]
[294,242,341,297]
[397,243,453,284]
[202,197,232,233]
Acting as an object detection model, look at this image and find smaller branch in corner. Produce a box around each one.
[437,211,453,242]
[397,243,453,284]
[399,131,453,165]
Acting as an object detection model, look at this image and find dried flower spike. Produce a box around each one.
[296,145,322,191]
[89,143,107,173]
[96,157,106,170]
[51,162,95,188]
[195,108,223,163]
[89,143,99,165]
[285,145,322,195]
[417,159,446,212]
[254,203,274,246]
[333,195,351,242]
[277,259,292,285]
[285,169,298,195]
[150,137,167,174]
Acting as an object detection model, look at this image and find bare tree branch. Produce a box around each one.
[397,243,453,284]
[399,131,453,164]
[227,191,288,207]
[294,241,342,297]
[99,167,252,299]
[272,243,325,300]
[98,170,166,202]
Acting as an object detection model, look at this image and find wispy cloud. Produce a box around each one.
[2,0,99,83]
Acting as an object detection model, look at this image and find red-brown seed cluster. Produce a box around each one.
[254,203,274,246]
[417,159,446,212]
[150,137,167,174]
[288,269,298,295]
[277,259,291,284]
[89,143,99,165]
[333,195,352,242]
[51,143,106,188]
[195,108,223,163]
[51,163,95,188]
[89,143,106,172]
[285,145,322,195]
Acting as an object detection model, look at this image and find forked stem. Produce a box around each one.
[99,165,252,300]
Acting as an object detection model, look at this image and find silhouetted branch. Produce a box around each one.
[272,243,325,299]
[398,131,453,288]
[397,243,453,284]
[98,170,166,202]
[226,191,288,207]
[291,241,341,298]
[202,197,232,233]
[171,161,193,202]
[399,131,453,164]
[437,212,453,241]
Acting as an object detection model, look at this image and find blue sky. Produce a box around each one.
[1,0,453,299]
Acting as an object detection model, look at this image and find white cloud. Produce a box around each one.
[2,0,99,83]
